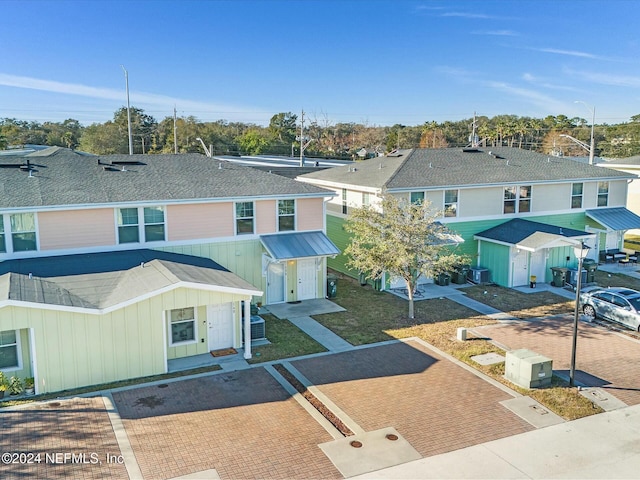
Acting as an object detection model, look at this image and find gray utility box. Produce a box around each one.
[505,349,553,389]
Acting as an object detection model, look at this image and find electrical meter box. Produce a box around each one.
[505,349,553,389]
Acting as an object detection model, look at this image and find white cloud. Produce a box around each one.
[486,81,570,113]
[521,73,579,92]
[532,47,600,60]
[563,68,640,88]
[0,73,271,123]
[471,30,518,36]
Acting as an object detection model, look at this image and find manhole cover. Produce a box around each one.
[350,440,363,448]
[385,434,398,441]
[157,384,168,389]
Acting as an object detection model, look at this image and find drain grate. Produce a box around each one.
[273,363,354,436]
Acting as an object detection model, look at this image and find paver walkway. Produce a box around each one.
[475,315,640,406]
[0,397,128,480]
[290,339,534,459]
[112,367,341,480]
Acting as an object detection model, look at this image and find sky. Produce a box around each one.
[2,0,640,127]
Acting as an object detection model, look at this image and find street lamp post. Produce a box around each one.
[121,65,133,156]
[570,242,590,387]
[575,101,595,165]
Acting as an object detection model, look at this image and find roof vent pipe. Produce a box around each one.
[218,163,222,170]
[28,273,33,279]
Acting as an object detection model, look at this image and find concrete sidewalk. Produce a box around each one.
[355,403,640,479]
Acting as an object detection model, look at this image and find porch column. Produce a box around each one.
[243,299,252,359]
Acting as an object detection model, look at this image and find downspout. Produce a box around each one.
[243,300,252,359]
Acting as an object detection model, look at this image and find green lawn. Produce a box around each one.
[247,313,327,364]
[314,271,602,420]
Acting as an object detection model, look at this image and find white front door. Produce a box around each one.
[207,303,234,351]
[605,231,620,251]
[512,249,529,286]
[530,250,546,283]
[297,258,317,300]
[267,262,286,304]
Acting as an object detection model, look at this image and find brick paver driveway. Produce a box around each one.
[0,396,127,480]
[475,315,640,406]
[291,340,534,458]
[112,367,340,480]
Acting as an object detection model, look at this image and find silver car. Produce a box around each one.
[580,287,640,331]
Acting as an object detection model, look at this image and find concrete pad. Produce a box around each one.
[471,352,505,366]
[500,396,565,428]
[320,427,421,478]
[353,444,529,479]
[579,387,628,411]
[265,298,345,318]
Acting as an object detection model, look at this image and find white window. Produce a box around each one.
[0,330,20,370]
[235,201,254,234]
[278,199,295,231]
[341,189,348,215]
[571,183,583,209]
[0,218,5,253]
[410,191,425,205]
[362,192,371,207]
[117,207,165,244]
[117,208,139,244]
[444,190,458,217]
[504,185,531,214]
[10,213,37,252]
[598,182,609,207]
[143,207,166,242]
[169,307,197,345]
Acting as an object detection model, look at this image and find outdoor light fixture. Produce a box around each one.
[570,242,590,387]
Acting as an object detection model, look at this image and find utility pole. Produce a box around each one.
[299,109,312,167]
[575,101,596,165]
[173,106,178,154]
[121,65,133,155]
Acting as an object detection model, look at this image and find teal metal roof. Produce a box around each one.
[586,207,640,231]
[260,231,340,260]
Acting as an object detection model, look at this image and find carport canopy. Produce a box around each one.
[260,231,340,260]
[474,218,593,251]
[586,207,640,231]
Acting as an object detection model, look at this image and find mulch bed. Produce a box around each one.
[273,363,354,436]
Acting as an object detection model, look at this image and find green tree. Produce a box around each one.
[268,112,297,147]
[345,194,469,319]
[237,128,270,155]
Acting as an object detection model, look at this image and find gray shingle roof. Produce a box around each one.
[0,153,332,209]
[474,218,587,245]
[298,147,634,190]
[0,249,261,309]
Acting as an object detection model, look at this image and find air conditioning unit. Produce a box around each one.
[467,267,490,284]
[247,315,265,340]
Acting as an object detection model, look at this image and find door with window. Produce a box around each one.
[207,303,234,351]
[297,258,317,300]
[267,262,286,304]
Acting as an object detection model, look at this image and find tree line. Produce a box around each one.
[2,109,640,159]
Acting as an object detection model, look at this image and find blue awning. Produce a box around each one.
[260,231,340,260]
[586,207,640,231]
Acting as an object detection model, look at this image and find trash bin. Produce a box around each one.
[373,277,382,291]
[451,265,470,284]
[583,258,597,283]
[435,273,450,286]
[327,274,338,298]
[550,267,569,287]
[358,272,367,286]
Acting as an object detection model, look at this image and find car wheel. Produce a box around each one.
[583,304,596,320]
